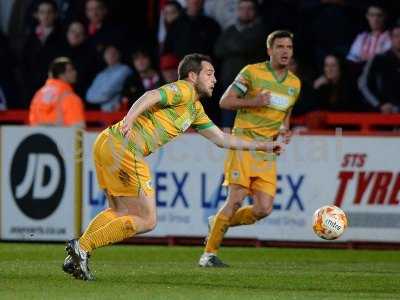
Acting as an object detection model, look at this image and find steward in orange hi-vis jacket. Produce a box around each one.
[29,57,85,127]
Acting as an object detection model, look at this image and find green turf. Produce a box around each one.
[1,243,399,300]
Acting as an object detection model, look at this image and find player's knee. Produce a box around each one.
[225,197,243,209]
[232,202,241,211]
[253,203,273,219]
[224,199,244,217]
[146,215,157,231]
[227,185,247,207]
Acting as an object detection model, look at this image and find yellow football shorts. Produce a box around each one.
[93,129,153,197]
[223,149,277,197]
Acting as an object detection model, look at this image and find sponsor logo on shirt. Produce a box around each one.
[181,119,191,131]
[269,93,290,110]
[175,113,193,132]
[167,83,179,93]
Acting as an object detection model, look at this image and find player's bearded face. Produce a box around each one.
[268,37,293,67]
[195,61,216,98]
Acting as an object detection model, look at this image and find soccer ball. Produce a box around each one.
[312,205,348,240]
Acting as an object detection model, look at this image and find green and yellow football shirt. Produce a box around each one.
[109,80,215,156]
[232,61,301,140]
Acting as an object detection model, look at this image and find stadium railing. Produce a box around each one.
[2,109,400,132]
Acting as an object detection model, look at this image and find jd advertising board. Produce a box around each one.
[1,126,79,241]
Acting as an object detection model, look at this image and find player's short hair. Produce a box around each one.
[49,57,73,78]
[36,0,58,12]
[178,53,212,80]
[266,30,294,49]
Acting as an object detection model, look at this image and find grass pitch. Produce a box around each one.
[1,243,399,300]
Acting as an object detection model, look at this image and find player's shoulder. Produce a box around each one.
[193,99,205,110]
[243,62,266,73]
[160,80,179,92]
[240,62,268,80]
[159,80,191,96]
[287,71,301,88]
[168,80,194,93]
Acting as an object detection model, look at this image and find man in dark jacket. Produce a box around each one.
[214,0,266,127]
[21,0,65,105]
[163,0,220,59]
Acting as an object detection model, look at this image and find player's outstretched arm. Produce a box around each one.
[219,85,270,110]
[121,89,161,136]
[278,107,293,144]
[198,125,284,154]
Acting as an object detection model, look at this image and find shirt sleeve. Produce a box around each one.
[357,55,381,107]
[158,81,191,107]
[191,101,215,131]
[347,34,363,62]
[232,65,252,96]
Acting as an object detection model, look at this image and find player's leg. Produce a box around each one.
[246,161,277,222]
[79,192,157,251]
[67,192,156,280]
[251,189,274,220]
[227,191,273,229]
[65,130,155,280]
[80,190,117,237]
[79,129,156,246]
[77,187,152,247]
[199,184,248,267]
[76,132,122,240]
[229,157,277,226]
[64,131,111,279]
[63,190,115,276]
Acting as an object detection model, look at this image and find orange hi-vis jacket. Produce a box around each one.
[29,78,85,126]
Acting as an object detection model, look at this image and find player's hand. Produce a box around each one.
[121,117,132,137]
[252,90,271,107]
[265,141,285,155]
[279,127,292,144]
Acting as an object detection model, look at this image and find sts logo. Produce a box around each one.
[10,134,66,219]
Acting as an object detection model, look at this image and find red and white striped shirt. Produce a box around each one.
[347,31,391,63]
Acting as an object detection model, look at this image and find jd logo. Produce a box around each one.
[10,134,65,219]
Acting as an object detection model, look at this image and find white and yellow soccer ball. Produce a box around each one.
[312,205,348,240]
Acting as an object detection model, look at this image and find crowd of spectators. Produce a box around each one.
[0,0,399,127]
